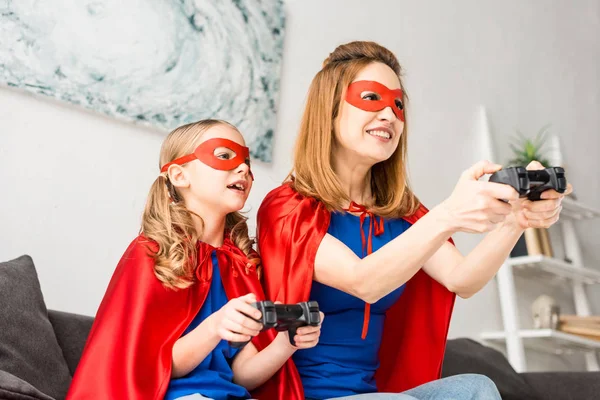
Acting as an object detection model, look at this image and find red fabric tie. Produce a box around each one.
[344,202,385,339]
[196,238,255,284]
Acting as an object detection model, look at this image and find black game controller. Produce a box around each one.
[488,166,567,201]
[230,300,321,348]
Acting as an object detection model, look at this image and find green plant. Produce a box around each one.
[508,125,551,167]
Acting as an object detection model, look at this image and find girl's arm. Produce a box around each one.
[171,293,263,378]
[231,321,322,391]
[171,314,221,378]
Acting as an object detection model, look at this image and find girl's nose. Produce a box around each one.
[235,160,253,180]
[235,161,249,174]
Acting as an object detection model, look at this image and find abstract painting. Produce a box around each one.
[0,0,285,161]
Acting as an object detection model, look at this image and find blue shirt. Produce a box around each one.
[293,212,412,399]
[164,252,250,400]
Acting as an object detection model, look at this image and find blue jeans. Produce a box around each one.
[328,374,501,400]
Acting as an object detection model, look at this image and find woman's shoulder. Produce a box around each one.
[258,182,325,222]
[261,182,297,202]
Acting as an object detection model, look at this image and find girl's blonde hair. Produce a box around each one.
[289,41,420,218]
[142,119,259,290]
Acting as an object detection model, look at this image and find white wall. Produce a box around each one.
[1,0,598,372]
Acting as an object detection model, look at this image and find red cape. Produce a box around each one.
[67,235,268,400]
[252,184,456,398]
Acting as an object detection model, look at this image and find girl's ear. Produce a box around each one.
[167,164,190,189]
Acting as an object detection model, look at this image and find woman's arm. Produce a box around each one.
[314,206,454,303]
[423,162,569,298]
[422,222,523,298]
[313,161,518,304]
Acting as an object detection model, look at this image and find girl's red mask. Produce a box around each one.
[345,80,405,122]
[160,138,253,179]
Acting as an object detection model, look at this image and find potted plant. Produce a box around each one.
[508,125,553,258]
[507,125,551,168]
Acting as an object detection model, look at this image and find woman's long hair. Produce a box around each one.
[289,41,420,218]
[141,119,259,290]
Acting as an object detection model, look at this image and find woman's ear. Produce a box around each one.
[167,164,190,189]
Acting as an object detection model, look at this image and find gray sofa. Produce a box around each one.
[1,255,599,400]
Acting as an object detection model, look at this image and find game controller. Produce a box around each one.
[230,300,321,348]
[488,166,567,201]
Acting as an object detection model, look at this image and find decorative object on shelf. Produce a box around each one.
[507,125,555,258]
[531,295,560,330]
[523,228,553,258]
[559,315,600,341]
[0,0,285,162]
[508,125,551,168]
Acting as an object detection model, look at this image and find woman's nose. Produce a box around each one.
[376,106,397,122]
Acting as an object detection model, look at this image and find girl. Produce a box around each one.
[67,119,322,400]
[254,41,570,400]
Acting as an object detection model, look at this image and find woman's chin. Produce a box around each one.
[354,150,395,165]
[349,141,397,164]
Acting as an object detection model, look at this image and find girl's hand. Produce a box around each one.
[288,312,324,349]
[440,160,519,233]
[209,293,264,343]
[504,161,573,230]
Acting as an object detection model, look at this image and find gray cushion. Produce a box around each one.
[442,338,540,400]
[0,255,71,400]
[522,371,600,400]
[0,371,54,400]
[48,310,94,376]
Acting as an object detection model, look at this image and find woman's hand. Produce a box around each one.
[440,160,520,233]
[503,161,573,230]
[209,293,264,344]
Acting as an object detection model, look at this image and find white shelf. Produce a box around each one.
[481,329,600,355]
[560,197,600,221]
[507,255,600,285]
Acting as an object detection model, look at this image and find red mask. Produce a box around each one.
[345,80,405,122]
[160,138,253,179]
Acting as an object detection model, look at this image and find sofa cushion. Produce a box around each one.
[0,371,54,400]
[522,371,600,400]
[48,310,94,376]
[0,256,72,400]
[442,338,540,400]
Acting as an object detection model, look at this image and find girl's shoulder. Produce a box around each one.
[110,235,162,283]
[122,234,159,259]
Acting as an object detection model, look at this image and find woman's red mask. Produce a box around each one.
[345,80,405,122]
[160,138,253,179]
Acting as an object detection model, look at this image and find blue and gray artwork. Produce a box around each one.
[0,0,284,161]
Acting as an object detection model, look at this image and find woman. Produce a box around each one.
[252,41,569,400]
